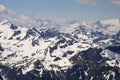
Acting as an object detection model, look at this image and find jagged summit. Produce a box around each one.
[0,19,120,80]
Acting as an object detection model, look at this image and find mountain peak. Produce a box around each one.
[101,18,120,26]
[0,18,120,80]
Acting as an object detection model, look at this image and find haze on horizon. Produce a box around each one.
[0,0,120,21]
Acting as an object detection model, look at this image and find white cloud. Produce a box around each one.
[0,4,15,14]
[110,0,120,6]
[75,0,120,6]
[75,0,101,6]
[0,4,6,11]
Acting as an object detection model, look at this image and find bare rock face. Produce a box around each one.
[0,19,120,80]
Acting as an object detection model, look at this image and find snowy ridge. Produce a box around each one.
[0,20,92,73]
[0,19,120,80]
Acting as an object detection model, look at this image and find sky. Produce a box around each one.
[0,0,120,21]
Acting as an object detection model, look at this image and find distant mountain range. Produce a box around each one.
[0,18,120,80]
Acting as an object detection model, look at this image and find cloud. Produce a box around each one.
[0,4,16,14]
[75,0,101,6]
[110,0,120,6]
[0,4,66,27]
[0,4,29,26]
[0,4,6,11]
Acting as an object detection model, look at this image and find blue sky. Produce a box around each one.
[0,0,120,21]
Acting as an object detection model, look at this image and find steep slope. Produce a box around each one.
[0,19,120,80]
[0,20,92,76]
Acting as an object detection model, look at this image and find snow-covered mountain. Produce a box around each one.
[0,19,120,80]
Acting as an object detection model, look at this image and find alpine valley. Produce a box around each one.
[0,18,120,80]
